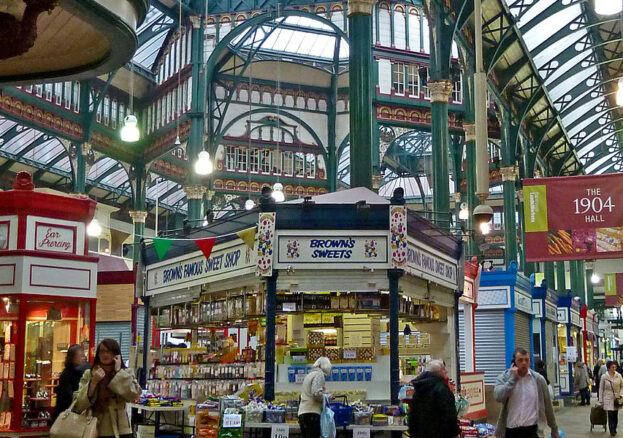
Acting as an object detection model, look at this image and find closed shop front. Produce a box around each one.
[475,311,506,385]
[514,312,531,353]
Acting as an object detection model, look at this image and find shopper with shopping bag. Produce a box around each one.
[298,357,332,438]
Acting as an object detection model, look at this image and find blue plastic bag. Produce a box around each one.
[321,395,336,438]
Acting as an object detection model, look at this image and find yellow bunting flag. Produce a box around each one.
[236,227,257,249]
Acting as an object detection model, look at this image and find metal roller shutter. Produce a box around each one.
[475,311,506,385]
[95,322,132,361]
[136,305,145,345]
[545,321,556,384]
[458,310,466,372]
[514,312,531,354]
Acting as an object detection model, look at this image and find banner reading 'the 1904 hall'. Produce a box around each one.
[523,174,623,262]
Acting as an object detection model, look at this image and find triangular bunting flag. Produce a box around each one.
[196,238,217,259]
[153,238,173,261]
[236,227,257,249]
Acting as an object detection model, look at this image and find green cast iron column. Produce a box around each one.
[585,262,595,309]
[186,10,207,223]
[519,137,536,277]
[74,144,87,194]
[500,108,518,268]
[463,62,479,257]
[556,261,567,296]
[347,0,375,189]
[130,161,147,262]
[327,39,340,192]
[544,262,556,291]
[427,0,452,228]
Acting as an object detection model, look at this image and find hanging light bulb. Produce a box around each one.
[120,115,140,142]
[591,272,601,284]
[272,182,285,202]
[87,219,102,237]
[245,199,255,210]
[479,221,491,235]
[594,0,623,15]
[616,78,623,106]
[195,151,213,175]
[458,202,469,221]
[175,135,181,145]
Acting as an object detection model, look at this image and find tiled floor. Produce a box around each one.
[554,398,611,438]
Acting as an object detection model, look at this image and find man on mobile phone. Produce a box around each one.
[494,348,559,438]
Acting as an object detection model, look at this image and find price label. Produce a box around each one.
[222,413,242,428]
[353,428,371,438]
[295,373,306,384]
[271,424,289,438]
[343,349,357,360]
[283,302,297,312]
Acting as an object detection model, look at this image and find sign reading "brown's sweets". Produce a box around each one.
[523,174,623,261]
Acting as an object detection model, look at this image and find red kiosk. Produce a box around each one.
[0,172,97,435]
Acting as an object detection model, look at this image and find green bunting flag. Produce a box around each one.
[153,238,173,261]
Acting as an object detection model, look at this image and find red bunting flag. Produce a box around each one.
[195,238,216,260]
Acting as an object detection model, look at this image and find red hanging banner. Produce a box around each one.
[195,238,216,260]
[523,174,623,262]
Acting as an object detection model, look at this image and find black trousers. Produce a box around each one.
[506,425,538,438]
[580,387,591,405]
[299,413,321,438]
[609,410,619,435]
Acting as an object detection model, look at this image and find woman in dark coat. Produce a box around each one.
[52,344,87,422]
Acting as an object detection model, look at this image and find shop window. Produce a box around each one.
[392,62,405,95]
[236,147,248,172]
[493,212,503,230]
[88,236,98,252]
[453,74,462,103]
[0,298,19,431]
[407,64,419,97]
[422,17,430,53]
[422,67,430,99]
[394,7,406,50]
[35,84,43,98]
[273,151,281,175]
[181,33,187,66]
[187,78,193,110]
[408,11,420,51]
[54,83,62,105]
[96,100,102,123]
[260,150,271,174]
[45,84,53,101]
[64,82,71,109]
[282,151,293,176]
[533,333,541,359]
[103,96,110,126]
[294,152,305,177]
[249,148,259,173]
[99,238,110,254]
[111,100,118,129]
[73,82,80,113]
[306,153,316,178]
[378,7,391,46]
[225,146,236,171]
[25,84,33,93]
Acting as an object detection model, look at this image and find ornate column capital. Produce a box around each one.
[453,192,462,203]
[463,123,476,143]
[500,166,518,182]
[428,79,454,103]
[515,189,524,203]
[184,185,207,200]
[129,210,148,224]
[189,15,202,29]
[348,0,376,16]
[372,173,383,190]
[81,142,91,156]
[585,261,595,271]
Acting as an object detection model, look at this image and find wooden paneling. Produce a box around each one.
[96,283,133,322]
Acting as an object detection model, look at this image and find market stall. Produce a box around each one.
[557,294,581,396]
[0,172,97,436]
[141,187,462,435]
[531,280,560,396]
[581,306,597,369]
[458,257,480,373]
[474,261,534,386]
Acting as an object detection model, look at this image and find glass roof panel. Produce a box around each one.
[88,157,118,179]
[101,168,129,187]
[23,139,65,163]
[231,15,348,61]
[548,67,595,102]
[521,4,581,51]
[133,5,174,72]
[585,153,615,173]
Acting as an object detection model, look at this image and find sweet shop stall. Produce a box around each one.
[0,173,97,436]
[140,187,463,435]
[531,280,560,396]
[556,293,582,396]
[473,261,534,387]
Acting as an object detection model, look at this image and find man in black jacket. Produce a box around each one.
[408,360,460,438]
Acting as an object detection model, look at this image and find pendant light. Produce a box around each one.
[195,150,213,175]
[121,62,140,142]
[245,199,255,210]
[272,182,285,202]
[591,272,601,284]
[87,218,102,237]
[458,202,469,220]
[594,0,623,15]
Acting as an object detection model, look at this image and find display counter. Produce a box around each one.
[557,293,581,396]
[0,173,97,435]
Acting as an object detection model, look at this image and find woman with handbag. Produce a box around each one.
[73,339,142,438]
[599,360,623,436]
[51,345,88,423]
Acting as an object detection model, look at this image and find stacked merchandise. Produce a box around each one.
[196,401,221,438]
[458,419,495,437]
